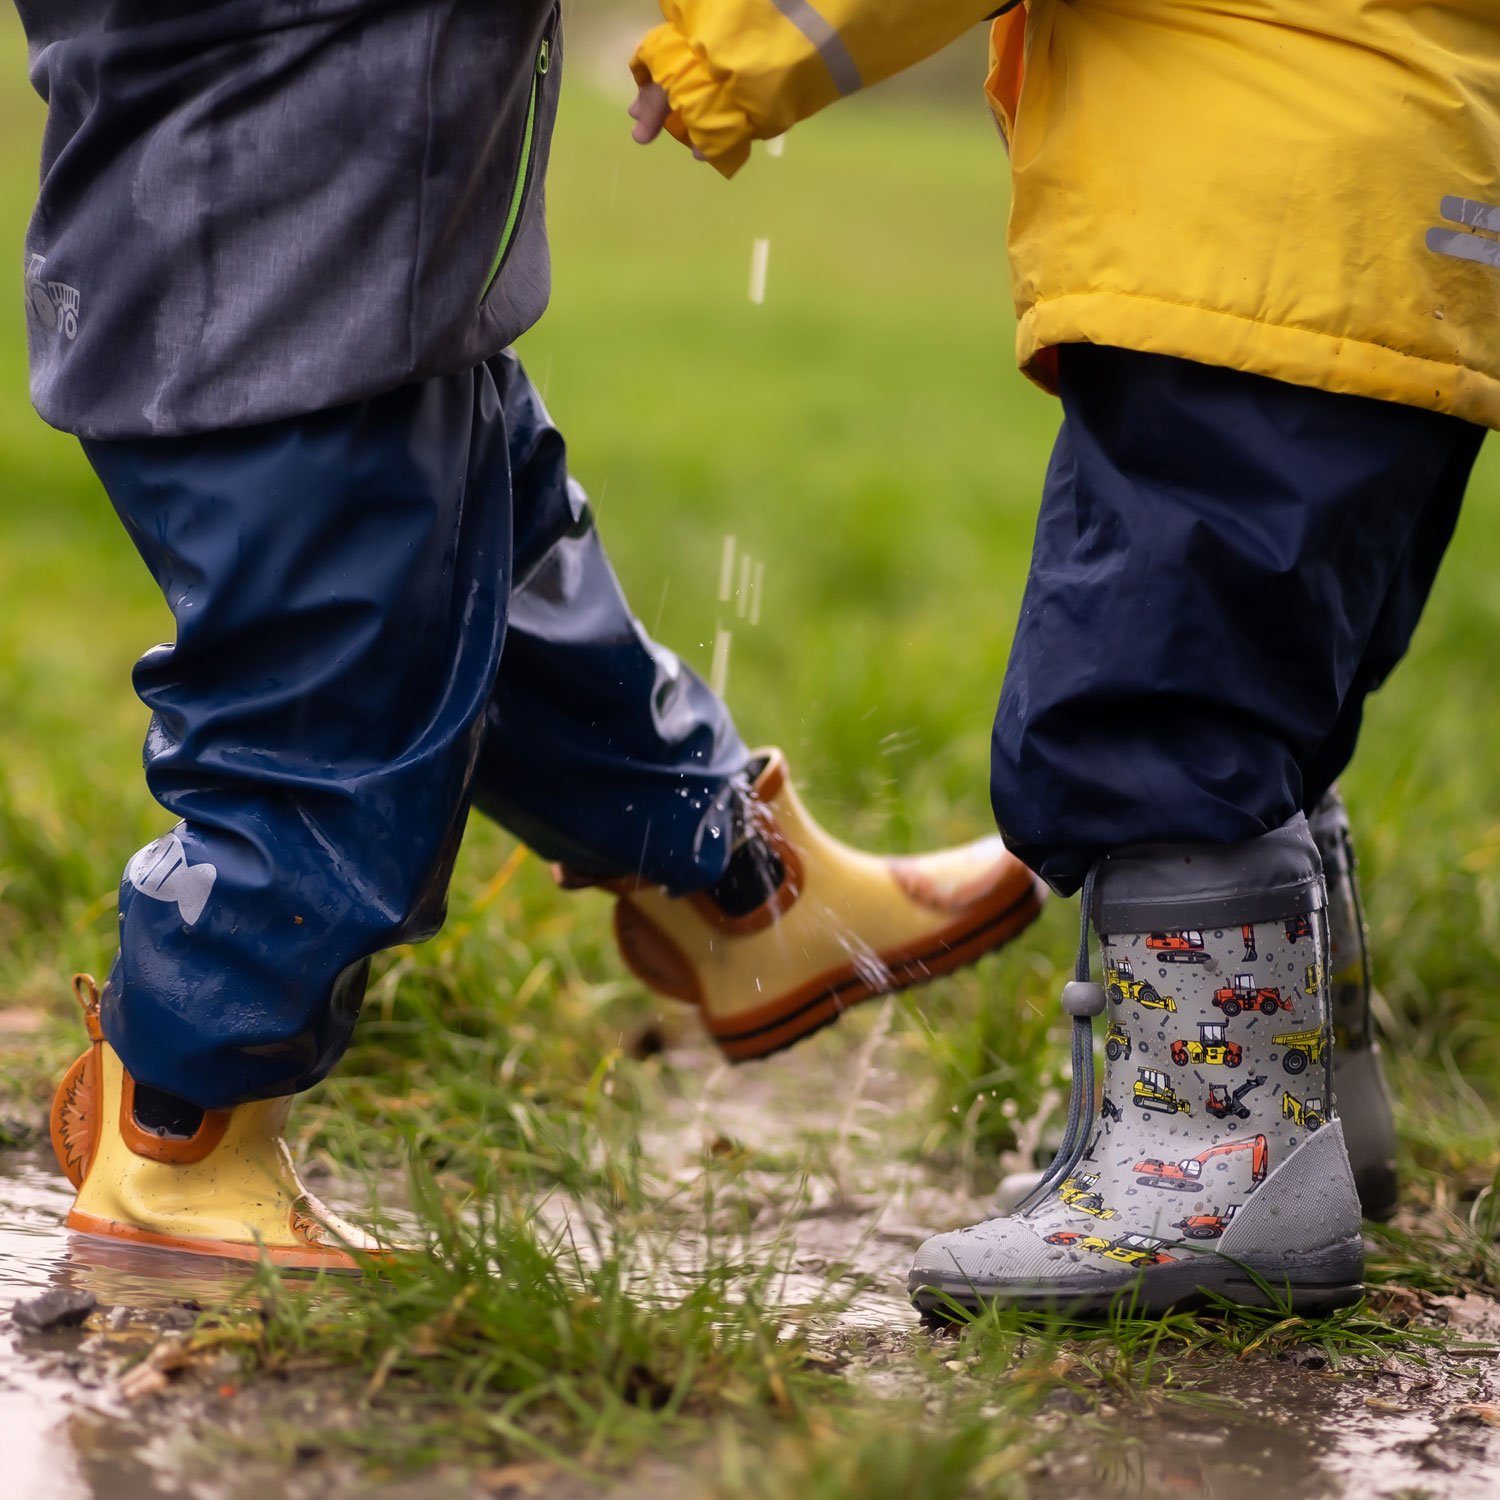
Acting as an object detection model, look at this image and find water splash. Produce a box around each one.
[748,238,771,305]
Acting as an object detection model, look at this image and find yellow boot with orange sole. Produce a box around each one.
[569,749,1047,1061]
[52,976,384,1270]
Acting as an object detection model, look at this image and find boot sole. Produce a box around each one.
[67,1209,377,1272]
[909,1241,1365,1322]
[709,876,1048,1063]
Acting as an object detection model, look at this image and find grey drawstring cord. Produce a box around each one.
[1020,863,1107,1216]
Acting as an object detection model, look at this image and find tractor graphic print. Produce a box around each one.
[24,253,81,341]
[1282,1091,1327,1130]
[1212,973,1292,1018]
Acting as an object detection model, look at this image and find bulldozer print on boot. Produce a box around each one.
[909,820,1364,1317]
[1105,959,1176,1012]
[51,976,384,1268]
[1175,1203,1240,1240]
[1133,1067,1192,1115]
[583,750,1046,1061]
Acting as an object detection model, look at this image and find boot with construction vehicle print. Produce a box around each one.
[994,792,1399,1222]
[910,819,1364,1317]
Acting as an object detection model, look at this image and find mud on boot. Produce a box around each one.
[566,749,1047,1062]
[910,818,1365,1318]
[51,975,386,1269]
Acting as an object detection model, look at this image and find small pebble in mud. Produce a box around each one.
[11,1287,98,1333]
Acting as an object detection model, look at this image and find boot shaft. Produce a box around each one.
[1026,817,1339,1249]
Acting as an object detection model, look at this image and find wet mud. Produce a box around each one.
[0,1017,1496,1499]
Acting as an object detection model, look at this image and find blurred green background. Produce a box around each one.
[0,8,1495,1149]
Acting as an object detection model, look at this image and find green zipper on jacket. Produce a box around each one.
[480,30,552,305]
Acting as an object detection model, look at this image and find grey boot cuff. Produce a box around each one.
[1091,814,1325,932]
[1308,787,1353,883]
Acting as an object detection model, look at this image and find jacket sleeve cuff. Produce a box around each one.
[631,26,755,179]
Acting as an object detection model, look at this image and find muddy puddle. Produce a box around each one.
[0,1020,1496,1499]
[0,1149,248,1499]
[663,1029,1500,1500]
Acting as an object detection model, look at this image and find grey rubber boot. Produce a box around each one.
[1310,789,1400,1221]
[991,789,1401,1223]
[910,817,1365,1318]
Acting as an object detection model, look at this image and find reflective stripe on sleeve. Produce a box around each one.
[769,0,863,95]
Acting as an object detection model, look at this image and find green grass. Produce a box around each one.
[1,9,1498,1496]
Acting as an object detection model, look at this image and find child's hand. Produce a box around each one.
[628,82,670,145]
[629,80,709,161]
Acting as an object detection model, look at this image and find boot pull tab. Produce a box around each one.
[71,974,104,1042]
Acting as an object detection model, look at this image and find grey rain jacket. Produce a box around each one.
[15,0,563,438]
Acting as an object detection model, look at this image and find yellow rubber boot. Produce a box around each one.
[588,750,1046,1061]
[51,976,384,1270]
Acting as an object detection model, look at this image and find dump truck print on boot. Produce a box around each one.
[910,819,1364,1316]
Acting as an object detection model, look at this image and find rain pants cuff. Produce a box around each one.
[631,26,754,178]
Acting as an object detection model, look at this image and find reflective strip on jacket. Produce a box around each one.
[634,1,1500,430]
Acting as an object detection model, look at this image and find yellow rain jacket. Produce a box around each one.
[633,2,1500,430]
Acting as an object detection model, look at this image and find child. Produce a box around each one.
[16,1,1043,1268]
[629,0,1499,1310]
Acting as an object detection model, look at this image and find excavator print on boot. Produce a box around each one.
[574,750,1046,1062]
[52,975,385,1270]
[910,819,1365,1319]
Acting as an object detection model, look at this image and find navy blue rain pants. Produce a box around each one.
[991,344,1486,895]
[85,354,747,1110]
